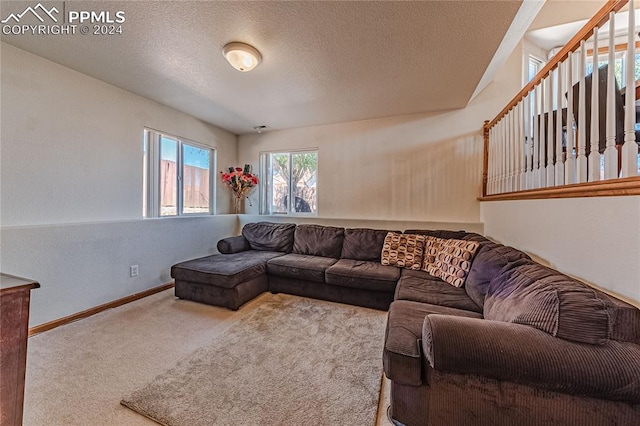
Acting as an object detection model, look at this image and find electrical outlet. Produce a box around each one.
[130,265,139,277]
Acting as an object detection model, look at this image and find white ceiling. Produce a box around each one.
[527,8,638,52]
[1,1,524,134]
[524,0,617,52]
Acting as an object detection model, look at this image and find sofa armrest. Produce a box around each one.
[422,314,640,403]
[217,235,251,254]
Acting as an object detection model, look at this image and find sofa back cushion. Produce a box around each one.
[242,222,296,253]
[484,260,612,345]
[293,224,345,258]
[341,228,395,261]
[405,229,470,240]
[464,242,531,307]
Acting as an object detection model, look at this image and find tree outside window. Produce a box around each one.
[260,150,317,215]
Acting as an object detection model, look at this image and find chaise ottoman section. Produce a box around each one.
[171,251,285,310]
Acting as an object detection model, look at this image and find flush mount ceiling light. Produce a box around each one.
[222,42,262,72]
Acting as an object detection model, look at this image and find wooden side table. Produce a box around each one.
[0,274,39,426]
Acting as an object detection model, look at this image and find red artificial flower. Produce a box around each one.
[221,165,258,196]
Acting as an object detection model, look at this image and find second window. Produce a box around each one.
[260,150,318,215]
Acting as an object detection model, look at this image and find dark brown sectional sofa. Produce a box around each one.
[172,222,399,310]
[171,221,640,425]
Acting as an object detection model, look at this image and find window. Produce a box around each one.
[584,43,640,89]
[527,54,545,83]
[260,150,318,215]
[143,129,215,217]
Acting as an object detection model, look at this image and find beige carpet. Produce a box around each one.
[121,294,386,425]
[23,289,394,426]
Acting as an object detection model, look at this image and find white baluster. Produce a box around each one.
[566,52,577,184]
[556,63,565,185]
[514,105,521,191]
[504,111,513,192]
[622,0,639,177]
[502,118,508,193]
[533,84,540,188]
[494,124,500,193]
[502,114,508,193]
[497,119,504,193]
[509,109,516,191]
[518,101,525,190]
[524,92,532,189]
[487,125,497,194]
[499,117,507,193]
[547,70,555,186]
[605,12,619,179]
[540,77,548,187]
[577,41,588,182]
[589,28,601,182]
[492,123,497,194]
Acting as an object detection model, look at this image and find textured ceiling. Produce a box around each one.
[525,0,606,51]
[1,1,524,134]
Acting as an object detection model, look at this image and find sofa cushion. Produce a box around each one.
[381,232,426,270]
[485,260,611,345]
[267,253,338,283]
[341,228,396,261]
[464,242,531,308]
[405,229,470,240]
[383,300,482,386]
[292,224,345,258]
[461,233,492,244]
[242,222,296,253]
[171,251,285,288]
[325,259,400,292]
[395,272,482,313]
[427,239,480,287]
[595,291,640,345]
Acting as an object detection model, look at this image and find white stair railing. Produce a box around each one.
[482,0,639,198]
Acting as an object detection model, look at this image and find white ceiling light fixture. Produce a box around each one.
[222,42,262,72]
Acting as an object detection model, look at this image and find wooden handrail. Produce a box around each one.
[489,0,629,129]
[479,176,640,201]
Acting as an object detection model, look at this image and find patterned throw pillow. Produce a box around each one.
[427,239,480,287]
[381,232,426,270]
[421,236,447,272]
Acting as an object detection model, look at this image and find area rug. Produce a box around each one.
[121,294,387,425]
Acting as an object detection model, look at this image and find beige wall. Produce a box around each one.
[1,43,238,226]
[0,43,239,326]
[237,43,523,225]
[481,197,640,306]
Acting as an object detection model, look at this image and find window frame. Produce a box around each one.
[259,148,318,216]
[525,52,545,85]
[143,128,216,218]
